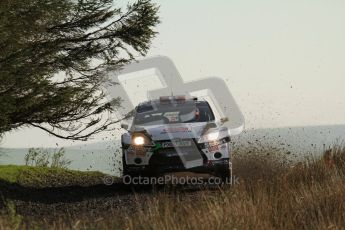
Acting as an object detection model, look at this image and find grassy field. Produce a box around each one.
[0,146,344,229]
[0,165,107,188]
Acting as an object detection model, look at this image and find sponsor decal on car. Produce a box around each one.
[208,145,219,152]
[161,127,191,134]
[203,137,231,148]
[161,140,192,148]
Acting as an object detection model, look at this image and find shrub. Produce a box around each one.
[24,148,71,169]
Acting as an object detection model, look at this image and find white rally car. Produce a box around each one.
[121,96,232,181]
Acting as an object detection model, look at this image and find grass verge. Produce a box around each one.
[0,165,107,188]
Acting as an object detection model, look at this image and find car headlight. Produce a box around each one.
[131,132,153,146]
[133,136,145,145]
[206,132,219,141]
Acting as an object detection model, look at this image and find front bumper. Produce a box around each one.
[125,158,230,176]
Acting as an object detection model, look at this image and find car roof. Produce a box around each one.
[136,99,210,113]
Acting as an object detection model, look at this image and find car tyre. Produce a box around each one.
[217,159,232,185]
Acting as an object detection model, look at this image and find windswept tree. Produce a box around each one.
[0,0,159,140]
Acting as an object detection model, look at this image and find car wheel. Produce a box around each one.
[122,152,129,177]
[217,160,232,184]
[219,168,231,184]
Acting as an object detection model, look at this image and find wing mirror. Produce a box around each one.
[220,117,229,124]
[121,123,129,130]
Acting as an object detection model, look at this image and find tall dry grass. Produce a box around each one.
[1,146,345,230]
[114,147,345,230]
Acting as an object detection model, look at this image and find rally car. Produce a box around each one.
[120,96,232,181]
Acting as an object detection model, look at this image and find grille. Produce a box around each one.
[149,148,185,167]
[149,145,207,167]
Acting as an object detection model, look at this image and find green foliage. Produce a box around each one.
[0,165,109,187]
[24,147,71,169]
[50,148,72,169]
[0,165,22,183]
[0,0,159,140]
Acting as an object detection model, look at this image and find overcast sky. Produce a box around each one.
[2,0,345,148]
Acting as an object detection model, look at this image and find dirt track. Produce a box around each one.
[1,181,145,217]
[0,180,213,220]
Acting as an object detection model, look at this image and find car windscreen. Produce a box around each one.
[134,102,215,126]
